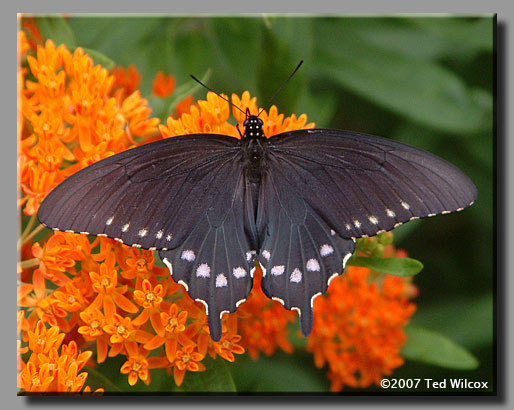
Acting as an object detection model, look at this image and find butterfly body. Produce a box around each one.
[38,112,476,341]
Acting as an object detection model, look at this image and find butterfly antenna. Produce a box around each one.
[190,74,246,115]
[257,60,304,117]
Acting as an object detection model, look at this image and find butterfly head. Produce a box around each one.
[243,112,265,139]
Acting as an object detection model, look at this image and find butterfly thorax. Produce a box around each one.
[241,115,267,183]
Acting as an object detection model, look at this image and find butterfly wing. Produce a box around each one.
[256,128,477,336]
[265,129,477,239]
[158,169,256,341]
[256,168,356,337]
[38,134,255,340]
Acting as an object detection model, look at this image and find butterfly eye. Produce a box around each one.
[257,119,263,126]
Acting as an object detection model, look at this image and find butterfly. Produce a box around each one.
[37,66,477,341]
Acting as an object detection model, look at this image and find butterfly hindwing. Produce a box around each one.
[256,169,355,336]
[158,172,255,341]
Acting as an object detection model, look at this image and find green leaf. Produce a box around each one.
[174,357,237,392]
[231,352,329,392]
[74,47,115,70]
[35,16,76,49]
[410,294,493,350]
[402,326,479,370]
[349,256,423,276]
[315,22,492,135]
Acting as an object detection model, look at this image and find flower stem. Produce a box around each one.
[18,223,45,249]
[20,214,36,240]
[19,258,39,269]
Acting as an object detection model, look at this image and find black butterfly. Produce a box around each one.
[37,76,477,342]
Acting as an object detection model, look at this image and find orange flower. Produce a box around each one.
[27,320,65,355]
[50,281,86,312]
[173,344,205,386]
[120,90,160,138]
[111,64,140,96]
[121,248,167,284]
[211,333,245,362]
[19,361,54,392]
[32,233,84,278]
[152,71,176,97]
[78,308,109,363]
[119,347,163,386]
[144,303,189,362]
[57,361,88,392]
[133,279,167,335]
[78,308,105,339]
[88,257,138,317]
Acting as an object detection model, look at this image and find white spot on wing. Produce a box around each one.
[368,215,379,225]
[181,250,195,262]
[138,228,148,237]
[262,250,271,260]
[386,209,396,218]
[320,244,334,257]
[330,229,336,236]
[271,265,285,276]
[401,201,410,210]
[156,230,163,239]
[232,267,247,279]
[246,250,256,262]
[106,216,114,226]
[122,223,130,232]
[306,258,320,272]
[290,268,302,283]
[196,263,211,278]
[345,224,352,231]
[353,219,361,228]
[236,298,246,307]
[166,234,172,241]
[215,273,228,288]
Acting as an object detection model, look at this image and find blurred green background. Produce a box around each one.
[30,15,494,393]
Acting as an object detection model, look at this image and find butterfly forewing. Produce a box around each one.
[38,134,241,250]
[266,129,477,239]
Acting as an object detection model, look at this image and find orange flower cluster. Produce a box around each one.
[17,317,102,394]
[307,245,417,391]
[18,29,417,393]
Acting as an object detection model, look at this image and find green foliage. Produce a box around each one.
[35,16,76,49]
[174,357,237,393]
[349,256,423,277]
[402,326,479,370]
